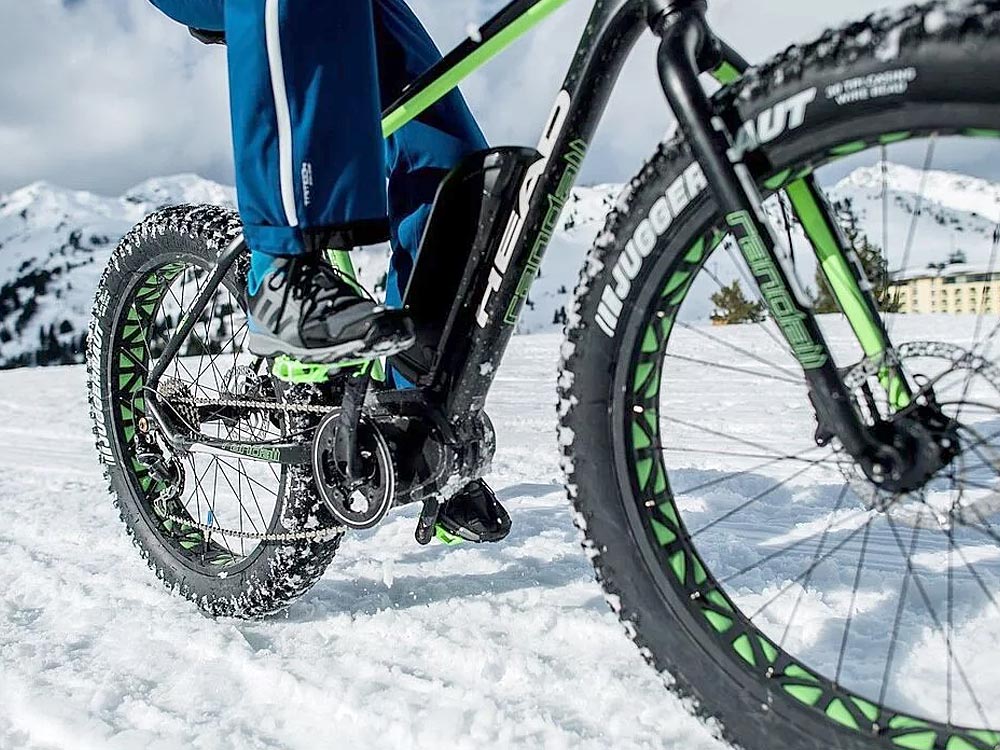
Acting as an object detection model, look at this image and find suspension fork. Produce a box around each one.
[782,177,912,409]
[651,3,884,464]
[705,25,912,411]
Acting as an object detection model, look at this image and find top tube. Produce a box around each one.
[380,0,573,137]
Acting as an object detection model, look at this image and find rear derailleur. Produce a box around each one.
[133,416,185,516]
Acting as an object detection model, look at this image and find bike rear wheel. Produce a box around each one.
[562,3,1000,748]
[88,205,340,618]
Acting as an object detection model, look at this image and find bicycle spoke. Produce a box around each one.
[939,517,1000,620]
[217,457,273,531]
[947,525,954,725]
[879,517,921,708]
[716,505,871,589]
[184,455,233,554]
[779,484,851,650]
[835,518,872,684]
[888,136,937,339]
[689,462,820,538]
[884,513,992,729]
[215,456,281,500]
[672,444,833,497]
[659,444,840,467]
[707,253,795,360]
[676,320,800,383]
[664,352,802,386]
[881,145,889,282]
[744,517,875,620]
[953,231,1000,428]
[661,415,816,466]
[214,460,264,535]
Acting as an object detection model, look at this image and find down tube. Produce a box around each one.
[444,0,649,418]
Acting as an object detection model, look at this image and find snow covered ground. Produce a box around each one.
[2,315,999,749]
[0,333,727,750]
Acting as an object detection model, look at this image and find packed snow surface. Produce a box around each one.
[2,317,999,746]
[0,333,727,750]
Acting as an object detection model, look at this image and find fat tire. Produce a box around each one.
[560,3,1000,749]
[87,205,340,619]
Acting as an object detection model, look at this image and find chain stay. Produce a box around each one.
[152,386,345,542]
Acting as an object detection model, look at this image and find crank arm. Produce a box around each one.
[145,395,309,465]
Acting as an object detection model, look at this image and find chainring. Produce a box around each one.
[311,410,395,529]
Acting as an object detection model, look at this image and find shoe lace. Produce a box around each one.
[276,257,375,323]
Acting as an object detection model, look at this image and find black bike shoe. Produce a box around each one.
[435,479,512,543]
[247,254,415,364]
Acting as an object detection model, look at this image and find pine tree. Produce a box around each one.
[814,198,901,314]
[710,280,766,325]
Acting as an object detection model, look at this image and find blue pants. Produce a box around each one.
[148,0,487,306]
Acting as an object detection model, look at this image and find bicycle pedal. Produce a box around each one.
[414,497,441,545]
[433,524,465,546]
[272,356,334,384]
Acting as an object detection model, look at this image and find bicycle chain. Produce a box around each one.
[151,382,347,542]
[165,393,335,416]
[157,507,345,543]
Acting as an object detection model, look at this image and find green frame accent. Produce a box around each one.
[330,249,386,382]
[710,60,743,86]
[784,178,911,408]
[380,0,572,138]
[269,250,388,385]
[784,179,886,359]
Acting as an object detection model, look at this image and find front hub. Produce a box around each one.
[840,341,999,527]
[867,405,961,497]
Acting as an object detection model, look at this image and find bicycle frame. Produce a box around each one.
[148,0,906,478]
[381,0,900,468]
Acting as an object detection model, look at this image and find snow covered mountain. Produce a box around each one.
[1,162,997,369]
[830,162,1000,272]
[0,174,616,369]
[0,175,236,368]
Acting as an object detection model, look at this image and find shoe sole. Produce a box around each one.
[248,319,415,365]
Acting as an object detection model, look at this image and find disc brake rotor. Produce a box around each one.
[840,341,1000,529]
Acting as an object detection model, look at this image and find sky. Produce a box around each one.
[0,0,971,197]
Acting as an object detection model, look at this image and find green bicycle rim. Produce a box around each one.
[625,129,1000,749]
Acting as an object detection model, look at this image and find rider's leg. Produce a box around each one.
[373,1,510,544]
[225,0,412,362]
[147,0,224,30]
[374,0,489,311]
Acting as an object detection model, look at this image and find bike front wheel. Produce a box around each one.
[562,3,1000,748]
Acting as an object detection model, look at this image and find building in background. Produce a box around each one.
[890,263,1000,314]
